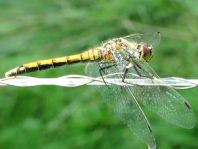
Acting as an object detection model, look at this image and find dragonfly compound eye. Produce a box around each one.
[138,42,152,61]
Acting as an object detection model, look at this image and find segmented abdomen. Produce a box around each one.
[5,48,102,77]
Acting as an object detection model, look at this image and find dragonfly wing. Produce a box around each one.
[125,58,195,129]
[123,32,161,48]
[86,62,156,149]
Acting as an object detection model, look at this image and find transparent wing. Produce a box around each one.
[125,58,195,129]
[86,62,156,149]
[123,32,161,48]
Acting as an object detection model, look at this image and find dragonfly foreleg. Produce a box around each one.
[121,62,142,87]
[124,48,154,79]
[122,62,133,82]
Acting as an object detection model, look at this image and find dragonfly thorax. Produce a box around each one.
[101,38,153,62]
[101,38,129,61]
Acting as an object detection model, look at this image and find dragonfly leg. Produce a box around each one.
[122,62,133,82]
[122,62,145,87]
[133,60,154,79]
[98,62,117,86]
[133,65,143,77]
[121,56,142,80]
[124,48,154,78]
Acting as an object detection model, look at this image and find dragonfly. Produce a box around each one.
[5,32,195,149]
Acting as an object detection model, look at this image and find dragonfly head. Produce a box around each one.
[137,42,153,62]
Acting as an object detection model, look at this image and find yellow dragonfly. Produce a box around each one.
[5,32,195,149]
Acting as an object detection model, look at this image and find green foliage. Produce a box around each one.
[0,0,197,149]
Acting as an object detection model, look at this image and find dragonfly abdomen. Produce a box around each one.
[5,48,102,77]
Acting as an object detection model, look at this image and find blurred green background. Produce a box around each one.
[0,0,198,149]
